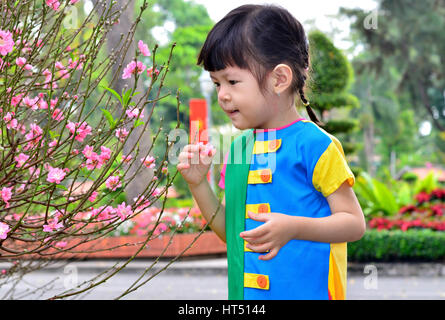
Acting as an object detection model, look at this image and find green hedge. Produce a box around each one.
[348,229,445,262]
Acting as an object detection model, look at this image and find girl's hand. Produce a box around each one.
[240,211,298,261]
[176,143,217,187]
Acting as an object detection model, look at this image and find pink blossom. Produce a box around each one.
[14,153,29,168]
[70,0,80,4]
[66,121,92,142]
[121,154,132,164]
[24,123,44,151]
[3,112,18,130]
[90,205,115,221]
[105,175,121,191]
[50,97,58,109]
[116,202,133,221]
[82,146,109,171]
[134,196,151,211]
[82,145,95,159]
[147,67,160,78]
[11,94,22,106]
[1,187,12,208]
[16,57,26,66]
[67,56,84,70]
[152,187,161,197]
[115,128,129,142]
[125,107,145,120]
[0,222,11,240]
[38,98,48,110]
[52,108,64,121]
[43,218,64,232]
[16,184,25,193]
[42,68,56,89]
[88,191,98,202]
[138,40,151,57]
[23,95,39,110]
[122,60,146,79]
[154,223,168,236]
[47,139,58,155]
[0,29,14,56]
[25,123,43,141]
[55,61,64,69]
[85,154,100,170]
[29,166,40,180]
[55,241,67,248]
[47,166,67,184]
[141,155,155,168]
[99,146,111,163]
[125,107,140,119]
[59,68,70,79]
[45,0,60,11]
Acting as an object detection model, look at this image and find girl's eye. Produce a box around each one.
[229,80,238,85]
[213,82,220,88]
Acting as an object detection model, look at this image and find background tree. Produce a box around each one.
[306,30,360,172]
[340,0,445,171]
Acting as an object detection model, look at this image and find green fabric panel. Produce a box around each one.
[225,129,255,300]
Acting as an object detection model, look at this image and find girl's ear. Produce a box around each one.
[271,64,293,95]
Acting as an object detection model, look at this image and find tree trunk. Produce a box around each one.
[363,117,376,177]
[93,0,154,204]
[418,79,445,132]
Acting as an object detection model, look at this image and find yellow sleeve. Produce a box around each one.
[312,135,355,197]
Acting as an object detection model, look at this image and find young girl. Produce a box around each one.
[177,4,365,300]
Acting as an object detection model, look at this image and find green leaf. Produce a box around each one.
[101,85,123,105]
[49,130,60,139]
[373,179,399,216]
[122,88,133,107]
[414,172,438,194]
[396,183,412,207]
[55,184,68,191]
[134,119,144,128]
[101,108,116,129]
[355,174,378,204]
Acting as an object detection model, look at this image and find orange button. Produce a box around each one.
[258,204,269,213]
[256,275,268,289]
[268,140,278,150]
[260,170,270,182]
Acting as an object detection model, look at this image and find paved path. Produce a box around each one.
[0,259,444,300]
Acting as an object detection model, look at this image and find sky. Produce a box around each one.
[192,0,378,51]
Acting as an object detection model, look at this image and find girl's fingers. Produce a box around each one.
[176,163,190,170]
[178,152,191,162]
[178,143,216,168]
[246,242,270,253]
[247,211,269,222]
[240,224,268,241]
[259,248,279,261]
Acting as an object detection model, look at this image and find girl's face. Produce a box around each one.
[210,66,277,130]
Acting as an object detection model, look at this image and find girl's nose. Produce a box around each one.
[218,86,231,103]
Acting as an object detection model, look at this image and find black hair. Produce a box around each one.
[197,4,323,126]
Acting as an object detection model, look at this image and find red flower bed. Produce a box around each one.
[369,188,445,232]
